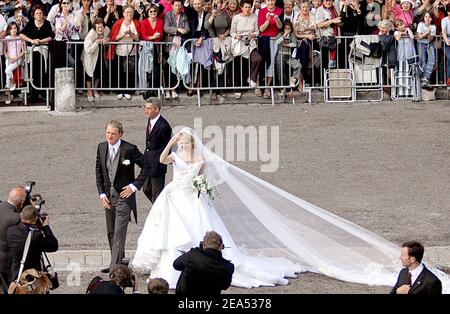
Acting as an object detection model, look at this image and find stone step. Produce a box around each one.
[75,87,449,108]
[47,247,450,272]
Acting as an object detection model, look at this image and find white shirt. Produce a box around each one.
[441,17,450,39]
[197,12,204,32]
[417,22,436,44]
[409,263,424,286]
[149,114,161,132]
[283,10,298,24]
[108,139,121,160]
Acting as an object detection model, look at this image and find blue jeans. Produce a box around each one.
[445,44,450,80]
[419,42,435,80]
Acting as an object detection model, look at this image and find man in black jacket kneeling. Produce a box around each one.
[173,231,234,296]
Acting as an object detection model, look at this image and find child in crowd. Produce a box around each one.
[416,12,436,86]
[393,18,416,62]
[275,20,301,95]
[3,22,25,104]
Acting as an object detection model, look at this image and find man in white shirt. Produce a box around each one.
[391,241,442,294]
[279,0,298,23]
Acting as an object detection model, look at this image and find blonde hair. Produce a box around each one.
[378,19,393,32]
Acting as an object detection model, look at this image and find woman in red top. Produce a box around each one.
[140,3,164,98]
[257,0,282,98]
[107,5,142,100]
[141,4,164,42]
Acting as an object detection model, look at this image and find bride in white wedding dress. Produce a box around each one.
[132,127,450,292]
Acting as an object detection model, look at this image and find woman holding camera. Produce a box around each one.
[205,0,232,99]
[140,3,164,98]
[98,0,123,30]
[257,0,282,99]
[107,5,142,100]
[83,18,109,102]
[315,0,341,69]
[53,0,79,69]
[230,0,262,99]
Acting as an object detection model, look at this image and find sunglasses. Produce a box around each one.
[149,10,157,13]
[62,2,70,4]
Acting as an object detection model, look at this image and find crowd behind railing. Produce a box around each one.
[1,0,450,107]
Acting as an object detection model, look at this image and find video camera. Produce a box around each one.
[24,181,47,221]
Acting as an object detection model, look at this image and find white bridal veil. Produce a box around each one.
[178,127,450,292]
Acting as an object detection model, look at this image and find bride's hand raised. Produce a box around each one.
[169,133,183,146]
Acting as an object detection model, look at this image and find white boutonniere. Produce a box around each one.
[122,159,131,166]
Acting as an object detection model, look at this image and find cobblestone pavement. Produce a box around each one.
[1,101,450,293]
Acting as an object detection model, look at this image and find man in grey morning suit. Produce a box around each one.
[95,120,143,273]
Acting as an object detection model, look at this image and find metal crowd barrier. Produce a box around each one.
[181,37,298,107]
[28,41,180,105]
[304,35,449,104]
[23,35,450,107]
[66,41,180,94]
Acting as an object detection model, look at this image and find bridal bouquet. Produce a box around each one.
[191,175,215,200]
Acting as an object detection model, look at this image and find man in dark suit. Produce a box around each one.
[95,120,144,273]
[120,98,172,204]
[391,241,442,294]
[0,186,26,288]
[173,231,234,296]
[87,264,138,294]
[7,205,58,283]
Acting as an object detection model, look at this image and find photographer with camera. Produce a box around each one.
[0,186,26,289]
[173,231,234,296]
[87,263,139,294]
[6,205,58,284]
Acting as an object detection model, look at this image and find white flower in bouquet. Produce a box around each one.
[192,175,215,200]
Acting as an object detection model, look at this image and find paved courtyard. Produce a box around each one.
[1,100,450,293]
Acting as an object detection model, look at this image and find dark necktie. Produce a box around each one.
[407,272,412,286]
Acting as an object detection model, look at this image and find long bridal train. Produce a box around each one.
[132,127,450,292]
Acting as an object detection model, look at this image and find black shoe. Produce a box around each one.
[100,267,110,273]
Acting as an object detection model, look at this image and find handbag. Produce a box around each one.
[8,269,52,294]
[318,36,337,50]
[41,252,59,290]
[122,53,136,73]
[8,231,52,294]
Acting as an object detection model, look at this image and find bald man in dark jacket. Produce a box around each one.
[0,187,26,287]
[173,231,234,296]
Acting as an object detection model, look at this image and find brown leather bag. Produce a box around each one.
[8,269,52,294]
[7,231,52,294]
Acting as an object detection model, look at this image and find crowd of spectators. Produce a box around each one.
[1,0,450,104]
